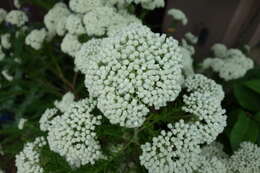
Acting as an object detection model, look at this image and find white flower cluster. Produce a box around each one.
[77,23,183,128]
[185,32,198,45]
[83,6,116,36]
[18,118,27,130]
[15,137,46,173]
[43,98,103,168]
[5,10,28,27]
[211,43,227,58]
[14,0,21,9]
[127,0,165,10]
[202,44,254,81]
[45,1,140,38]
[69,0,103,13]
[140,120,201,173]
[1,33,11,49]
[168,8,188,25]
[65,14,85,35]
[200,142,228,160]
[25,29,47,50]
[42,1,140,56]
[182,74,226,144]
[54,91,75,112]
[102,0,127,7]
[183,74,224,101]
[61,33,82,57]
[75,38,102,74]
[44,3,71,36]
[107,9,141,37]
[39,108,58,132]
[83,7,141,36]
[197,141,260,173]
[228,142,260,173]
[0,8,7,24]
[196,155,227,173]
[194,142,228,173]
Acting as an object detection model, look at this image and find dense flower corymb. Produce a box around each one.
[14,0,21,9]
[65,14,85,35]
[183,74,224,102]
[44,3,71,36]
[211,43,227,58]
[140,120,201,173]
[78,23,183,128]
[25,28,47,50]
[61,33,82,57]
[39,108,58,132]
[182,74,227,144]
[46,98,103,168]
[69,0,103,13]
[15,137,46,173]
[168,8,188,25]
[5,10,28,27]
[202,46,254,81]
[228,142,260,173]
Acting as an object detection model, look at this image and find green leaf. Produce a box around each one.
[233,83,260,112]
[229,110,259,150]
[244,80,260,94]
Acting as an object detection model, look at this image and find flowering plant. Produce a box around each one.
[0,0,259,173]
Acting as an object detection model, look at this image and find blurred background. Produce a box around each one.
[1,0,259,63]
[163,0,260,63]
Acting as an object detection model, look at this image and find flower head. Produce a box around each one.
[69,0,103,14]
[15,137,46,173]
[140,120,201,173]
[202,48,254,81]
[211,43,227,58]
[5,10,28,27]
[44,3,71,35]
[65,14,85,35]
[45,99,103,168]
[79,23,183,127]
[25,28,47,50]
[61,33,82,57]
[228,142,260,173]
[168,8,188,25]
[182,74,226,144]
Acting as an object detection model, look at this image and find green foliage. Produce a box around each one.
[244,79,260,94]
[233,84,260,112]
[223,68,260,152]
[232,68,260,112]
[226,109,259,151]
